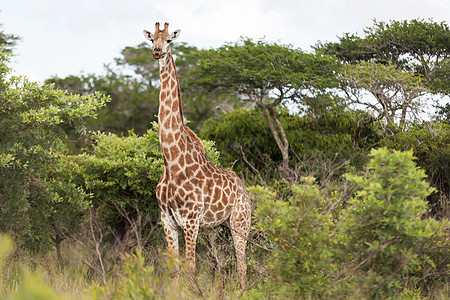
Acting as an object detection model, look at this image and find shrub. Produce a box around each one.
[250,177,339,298]
[57,122,222,257]
[92,251,168,299]
[381,121,450,217]
[339,147,449,298]
[0,48,108,252]
[201,108,375,183]
[247,148,449,298]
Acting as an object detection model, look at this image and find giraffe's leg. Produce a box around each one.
[161,211,179,280]
[183,219,200,276]
[230,198,251,291]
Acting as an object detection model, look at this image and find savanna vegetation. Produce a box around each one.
[1,19,449,299]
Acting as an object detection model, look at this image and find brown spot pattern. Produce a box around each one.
[154,48,250,291]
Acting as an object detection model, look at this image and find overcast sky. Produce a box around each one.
[2,0,449,83]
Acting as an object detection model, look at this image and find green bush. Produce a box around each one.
[91,250,169,299]
[381,121,450,217]
[0,48,108,252]
[247,148,449,298]
[201,108,375,183]
[250,177,338,298]
[60,125,164,217]
[411,230,450,297]
[340,148,449,298]
[58,122,221,250]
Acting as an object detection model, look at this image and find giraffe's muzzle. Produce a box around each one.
[153,48,162,59]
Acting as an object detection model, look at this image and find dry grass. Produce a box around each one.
[1,235,249,299]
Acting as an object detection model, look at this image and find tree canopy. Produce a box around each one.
[188,38,340,178]
[319,19,450,88]
[317,19,450,144]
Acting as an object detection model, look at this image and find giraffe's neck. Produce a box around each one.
[158,52,186,163]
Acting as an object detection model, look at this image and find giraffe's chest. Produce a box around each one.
[166,203,188,229]
[157,173,202,227]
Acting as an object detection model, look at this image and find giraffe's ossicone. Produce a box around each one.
[143,22,251,290]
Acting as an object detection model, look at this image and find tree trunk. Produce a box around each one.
[353,113,384,147]
[53,234,65,272]
[257,103,291,180]
[400,106,408,125]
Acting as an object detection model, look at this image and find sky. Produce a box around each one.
[1,0,449,83]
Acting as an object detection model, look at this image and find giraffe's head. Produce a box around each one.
[143,22,180,60]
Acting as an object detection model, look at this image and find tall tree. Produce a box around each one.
[364,19,449,90]
[342,61,429,145]
[0,48,109,251]
[318,19,449,143]
[188,38,339,179]
[319,19,450,92]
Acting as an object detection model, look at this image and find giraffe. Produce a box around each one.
[143,22,251,290]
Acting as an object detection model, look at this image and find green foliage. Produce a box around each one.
[59,124,163,232]
[201,107,373,182]
[363,19,450,84]
[200,108,279,175]
[46,41,164,135]
[189,38,341,174]
[434,102,450,123]
[342,60,428,125]
[0,23,20,53]
[0,49,109,252]
[115,42,160,85]
[318,18,448,139]
[59,122,221,246]
[0,234,62,299]
[411,230,450,296]
[91,251,170,299]
[189,38,339,100]
[319,19,450,93]
[46,71,160,136]
[340,147,448,298]
[248,148,449,298]
[251,178,337,298]
[429,58,450,95]
[381,121,450,216]
[343,61,425,94]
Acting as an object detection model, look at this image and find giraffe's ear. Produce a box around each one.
[143,30,154,42]
[170,29,181,42]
